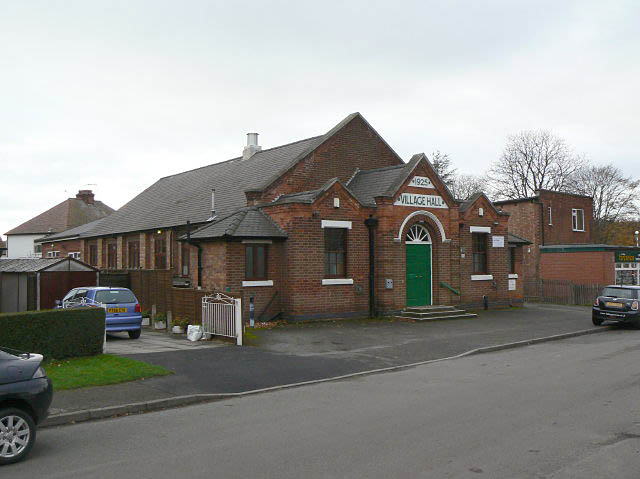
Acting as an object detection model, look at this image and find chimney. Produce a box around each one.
[76,189,95,205]
[242,132,262,160]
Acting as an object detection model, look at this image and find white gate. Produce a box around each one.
[201,293,243,346]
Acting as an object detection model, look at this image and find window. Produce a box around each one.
[615,262,639,286]
[128,241,140,269]
[508,247,516,274]
[34,244,42,254]
[182,244,190,276]
[548,207,553,226]
[324,228,347,277]
[68,252,81,260]
[572,208,585,231]
[154,238,166,269]
[47,251,60,258]
[107,243,117,269]
[245,244,267,280]
[472,233,488,274]
[89,244,98,266]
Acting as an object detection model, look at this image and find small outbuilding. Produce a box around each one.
[0,258,98,313]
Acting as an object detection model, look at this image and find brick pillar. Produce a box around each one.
[166,230,173,273]
[97,238,104,268]
[116,236,124,269]
[80,240,86,263]
[139,232,147,269]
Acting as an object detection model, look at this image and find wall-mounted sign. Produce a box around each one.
[616,250,640,262]
[508,279,516,291]
[408,176,435,189]
[492,236,505,248]
[394,193,448,208]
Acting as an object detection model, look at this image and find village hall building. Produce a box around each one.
[39,113,526,320]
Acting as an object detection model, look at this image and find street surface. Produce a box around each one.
[12,328,640,478]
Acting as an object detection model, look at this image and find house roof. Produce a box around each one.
[58,113,387,240]
[0,257,98,273]
[34,218,107,244]
[5,196,114,236]
[347,164,407,206]
[187,208,287,240]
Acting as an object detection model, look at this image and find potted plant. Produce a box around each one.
[141,310,151,327]
[172,316,189,334]
[154,312,167,330]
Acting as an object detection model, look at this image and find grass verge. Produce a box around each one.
[44,354,173,391]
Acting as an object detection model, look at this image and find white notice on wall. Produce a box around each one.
[508,279,516,291]
[492,235,505,248]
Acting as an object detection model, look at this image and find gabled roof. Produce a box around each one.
[460,192,509,216]
[35,217,106,244]
[347,164,407,206]
[5,197,114,236]
[63,113,392,240]
[269,177,364,207]
[0,257,98,273]
[186,208,287,240]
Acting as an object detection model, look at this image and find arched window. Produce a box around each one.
[406,224,431,244]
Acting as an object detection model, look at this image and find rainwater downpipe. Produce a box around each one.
[185,220,203,288]
[365,216,379,318]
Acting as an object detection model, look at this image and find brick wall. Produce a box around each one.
[40,239,83,259]
[538,190,593,245]
[540,251,614,285]
[260,115,403,203]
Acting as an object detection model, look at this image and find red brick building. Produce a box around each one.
[40,113,526,319]
[494,190,593,284]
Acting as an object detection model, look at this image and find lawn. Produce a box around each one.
[44,354,173,391]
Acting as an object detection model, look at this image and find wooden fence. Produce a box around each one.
[524,280,605,306]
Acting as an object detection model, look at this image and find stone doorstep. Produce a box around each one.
[401,309,469,319]
[394,313,478,321]
[404,305,456,313]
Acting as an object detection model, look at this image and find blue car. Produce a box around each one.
[60,287,142,339]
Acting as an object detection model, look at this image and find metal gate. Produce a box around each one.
[202,293,243,346]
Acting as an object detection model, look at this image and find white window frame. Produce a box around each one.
[47,251,60,258]
[572,208,585,232]
[548,207,553,226]
[68,252,81,260]
[322,220,353,284]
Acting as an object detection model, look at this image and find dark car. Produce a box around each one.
[592,285,640,327]
[0,348,53,465]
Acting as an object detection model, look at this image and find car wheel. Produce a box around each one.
[592,316,603,326]
[128,329,141,339]
[0,408,36,465]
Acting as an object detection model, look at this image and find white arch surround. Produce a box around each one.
[394,210,451,243]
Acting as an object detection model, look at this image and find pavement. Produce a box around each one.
[46,303,614,424]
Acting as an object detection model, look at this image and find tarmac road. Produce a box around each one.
[13,328,640,478]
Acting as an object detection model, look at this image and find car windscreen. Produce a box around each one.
[601,287,638,299]
[94,290,137,304]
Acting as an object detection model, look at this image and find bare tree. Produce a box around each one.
[450,174,488,201]
[571,164,640,243]
[489,130,583,199]
[430,150,457,187]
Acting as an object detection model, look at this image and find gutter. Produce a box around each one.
[364,216,378,317]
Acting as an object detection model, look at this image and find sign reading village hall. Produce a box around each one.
[394,193,448,208]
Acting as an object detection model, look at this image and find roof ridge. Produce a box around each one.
[157,135,324,181]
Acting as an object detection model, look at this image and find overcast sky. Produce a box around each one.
[2,0,639,238]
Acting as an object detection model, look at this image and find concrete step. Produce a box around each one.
[400,309,470,319]
[404,305,456,313]
[395,313,478,322]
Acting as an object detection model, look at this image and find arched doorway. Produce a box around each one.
[405,223,432,306]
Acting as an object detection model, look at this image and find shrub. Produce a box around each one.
[154,312,166,322]
[0,307,105,360]
[172,316,191,328]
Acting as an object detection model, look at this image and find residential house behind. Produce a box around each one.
[4,190,115,259]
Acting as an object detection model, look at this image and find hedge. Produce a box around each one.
[0,307,105,360]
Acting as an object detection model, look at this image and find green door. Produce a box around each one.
[406,244,432,306]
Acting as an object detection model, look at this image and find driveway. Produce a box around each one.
[105,329,224,355]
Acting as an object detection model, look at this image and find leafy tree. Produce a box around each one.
[450,174,488,201]
[489,130,583,199]
[430,150,457,187]
[571,164,640,243]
